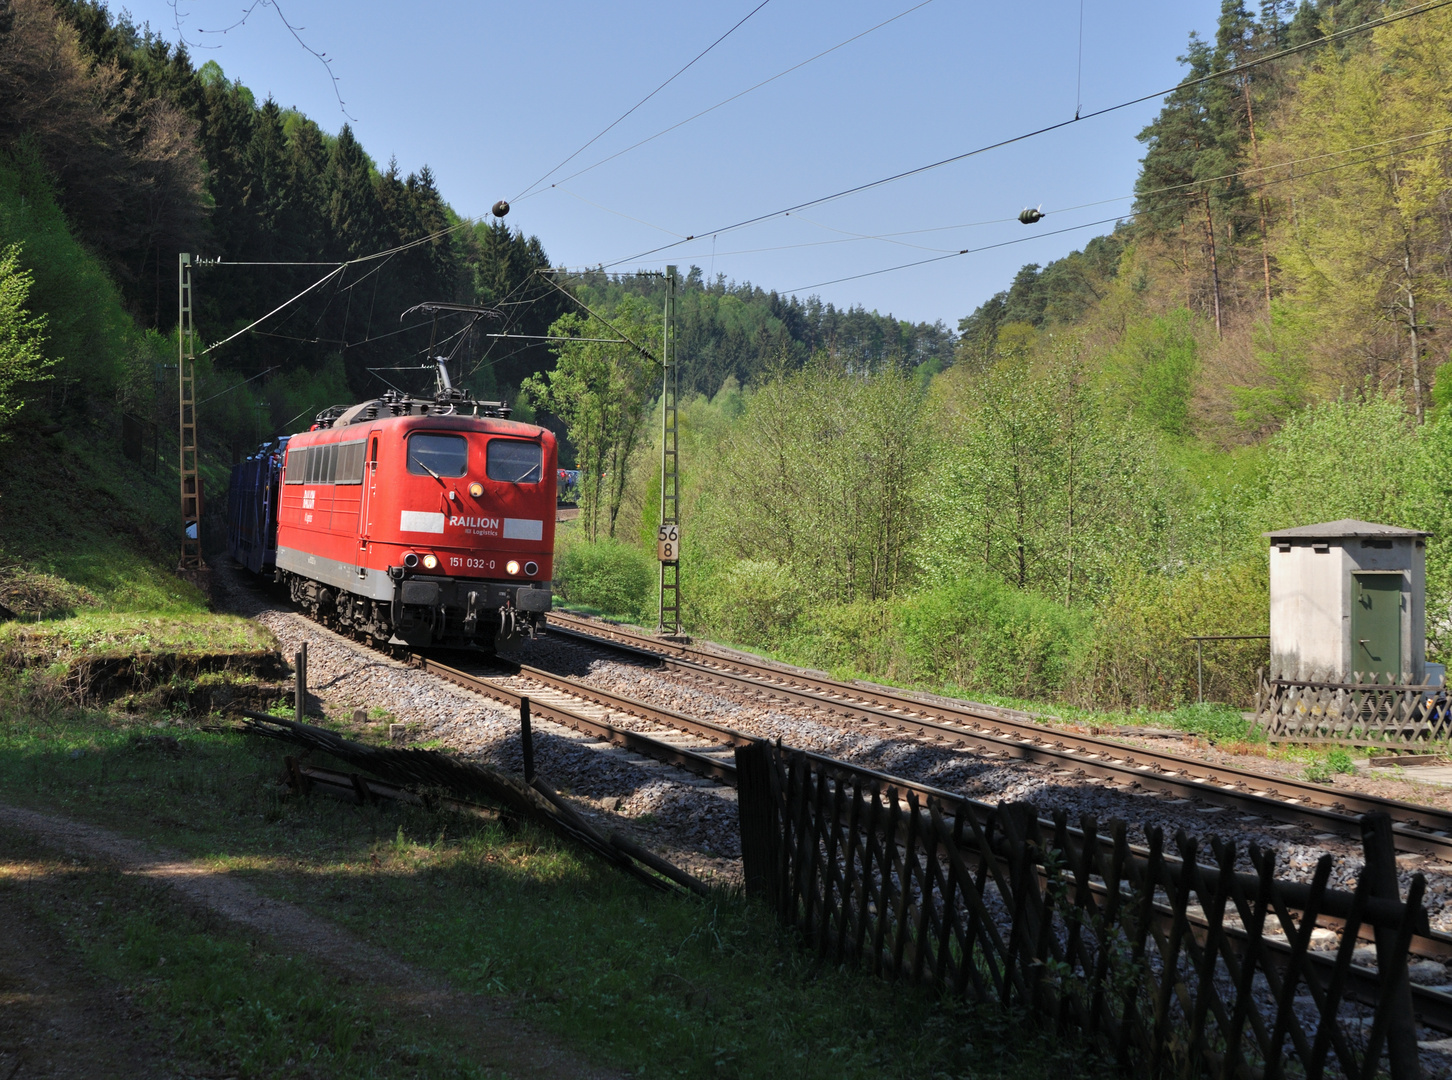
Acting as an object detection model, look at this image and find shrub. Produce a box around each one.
[701,559,803,648]
[1070,559,1267,710]
[775,599,896,676]
[554,537,654,619]
[894,575,1089,699]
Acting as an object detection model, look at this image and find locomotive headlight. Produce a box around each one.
[506,560,520,575]
[403,552,419,569]
[421,553,439,570]
[468,482,483,498]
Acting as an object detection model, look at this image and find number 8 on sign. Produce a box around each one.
[657,524,680,562]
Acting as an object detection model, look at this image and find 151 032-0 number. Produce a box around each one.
[449,556,496,570]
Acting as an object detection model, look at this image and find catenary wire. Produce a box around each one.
[780,213,1127,293]
[593,0,1452,271]
[513,0,774,201]
[521,0,937,199]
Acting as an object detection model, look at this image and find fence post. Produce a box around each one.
[735,741,779,902]
[294,643,307,723]
[1361,811,1423,1080]
[520,696,535,783]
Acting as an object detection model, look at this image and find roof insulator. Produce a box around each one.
[1019,206,1044,225]
[492,200,510,218]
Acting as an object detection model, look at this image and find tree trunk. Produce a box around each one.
[1242,79,1274,314]
[1202,191,1223,337]
[1404,249,1424,423]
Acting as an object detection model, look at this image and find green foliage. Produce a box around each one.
[701,358,927,607]
[1432,361,1452,421]
[0,149,155,423]
[1231,307,1314,436]
[1072,559,1268,709]
[554,534,655,619]
[925,345,1168,603]
[1167,702,1256,742]
[1303,747,1355,784]
[568,269,955,395]
[525,296,660,540]
[895,576,1089,699]
[1102,308,1199,437]
[1258,391,1418,530]
[0,240,52,433]
[700,559,803,649]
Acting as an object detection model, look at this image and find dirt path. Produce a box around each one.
[0,801,621,1080]
[0,878,201,1079]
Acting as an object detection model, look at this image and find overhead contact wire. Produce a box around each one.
[513,0,774,201]
[595,0,1452,271]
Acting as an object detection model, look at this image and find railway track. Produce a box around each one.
[543,611,1452,861]
[407,644,1452,1032]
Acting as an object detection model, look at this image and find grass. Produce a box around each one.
[0,611,275,659]
[0,692,1107,1080]
[1,835,496,1079]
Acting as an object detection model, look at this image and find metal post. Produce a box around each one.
[294,643,307,724]
[178,254,203,572]
[656,265,681,638]
[1197,638,1205,704]
[520,696,535,782]
[1361,811,1424,1079]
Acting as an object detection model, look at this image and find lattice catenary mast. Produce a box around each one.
[656,265,683,638]
[177,253,203,573]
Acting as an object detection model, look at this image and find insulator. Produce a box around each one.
[492,200,510,218]
[1019,207,1044,225]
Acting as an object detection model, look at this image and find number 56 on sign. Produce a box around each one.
[657,524,680,562]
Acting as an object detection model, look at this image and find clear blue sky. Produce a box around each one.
[119,0,1222,326]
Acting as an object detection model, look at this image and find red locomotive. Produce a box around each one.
[249,358,557,650]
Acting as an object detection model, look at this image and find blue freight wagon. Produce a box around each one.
[226,436,289,574]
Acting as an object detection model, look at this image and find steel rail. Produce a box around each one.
[271,609,1452,1027]
[411,655,737,783]
[543,613,1452,857]
[417,650,1452,1026]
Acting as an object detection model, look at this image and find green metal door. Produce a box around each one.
[1352,573,1402,681]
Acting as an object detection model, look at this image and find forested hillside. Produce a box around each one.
[4,0,1451,716]
[550,0,1452,716]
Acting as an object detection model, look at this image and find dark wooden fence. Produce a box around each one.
[736,742,1433,1079]
[1256,670,1449,745]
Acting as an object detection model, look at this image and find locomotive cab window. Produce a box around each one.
[486,438,542,483]
[285,446,307,484]
[407,433,468,477]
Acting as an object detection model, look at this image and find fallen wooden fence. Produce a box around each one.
[736,741,1432,1079]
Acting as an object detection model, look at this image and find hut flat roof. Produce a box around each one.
[1263,518,1430,540]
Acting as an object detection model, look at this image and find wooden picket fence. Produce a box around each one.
[735,742,1433,1079]
[1255,670,1451,745]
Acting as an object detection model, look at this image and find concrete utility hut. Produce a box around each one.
[1265,519,1428,684]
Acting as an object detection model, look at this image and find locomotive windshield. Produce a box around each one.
[486,438,542,483]
[407,434,468,477]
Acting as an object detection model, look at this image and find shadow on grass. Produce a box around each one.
[0,705,1112,1080]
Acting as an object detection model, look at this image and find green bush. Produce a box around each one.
[775,599,897,676]
[1071,560,1267,709]
[554,536,655,618]
[894,576,1089,699]
[701,558,803,648]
